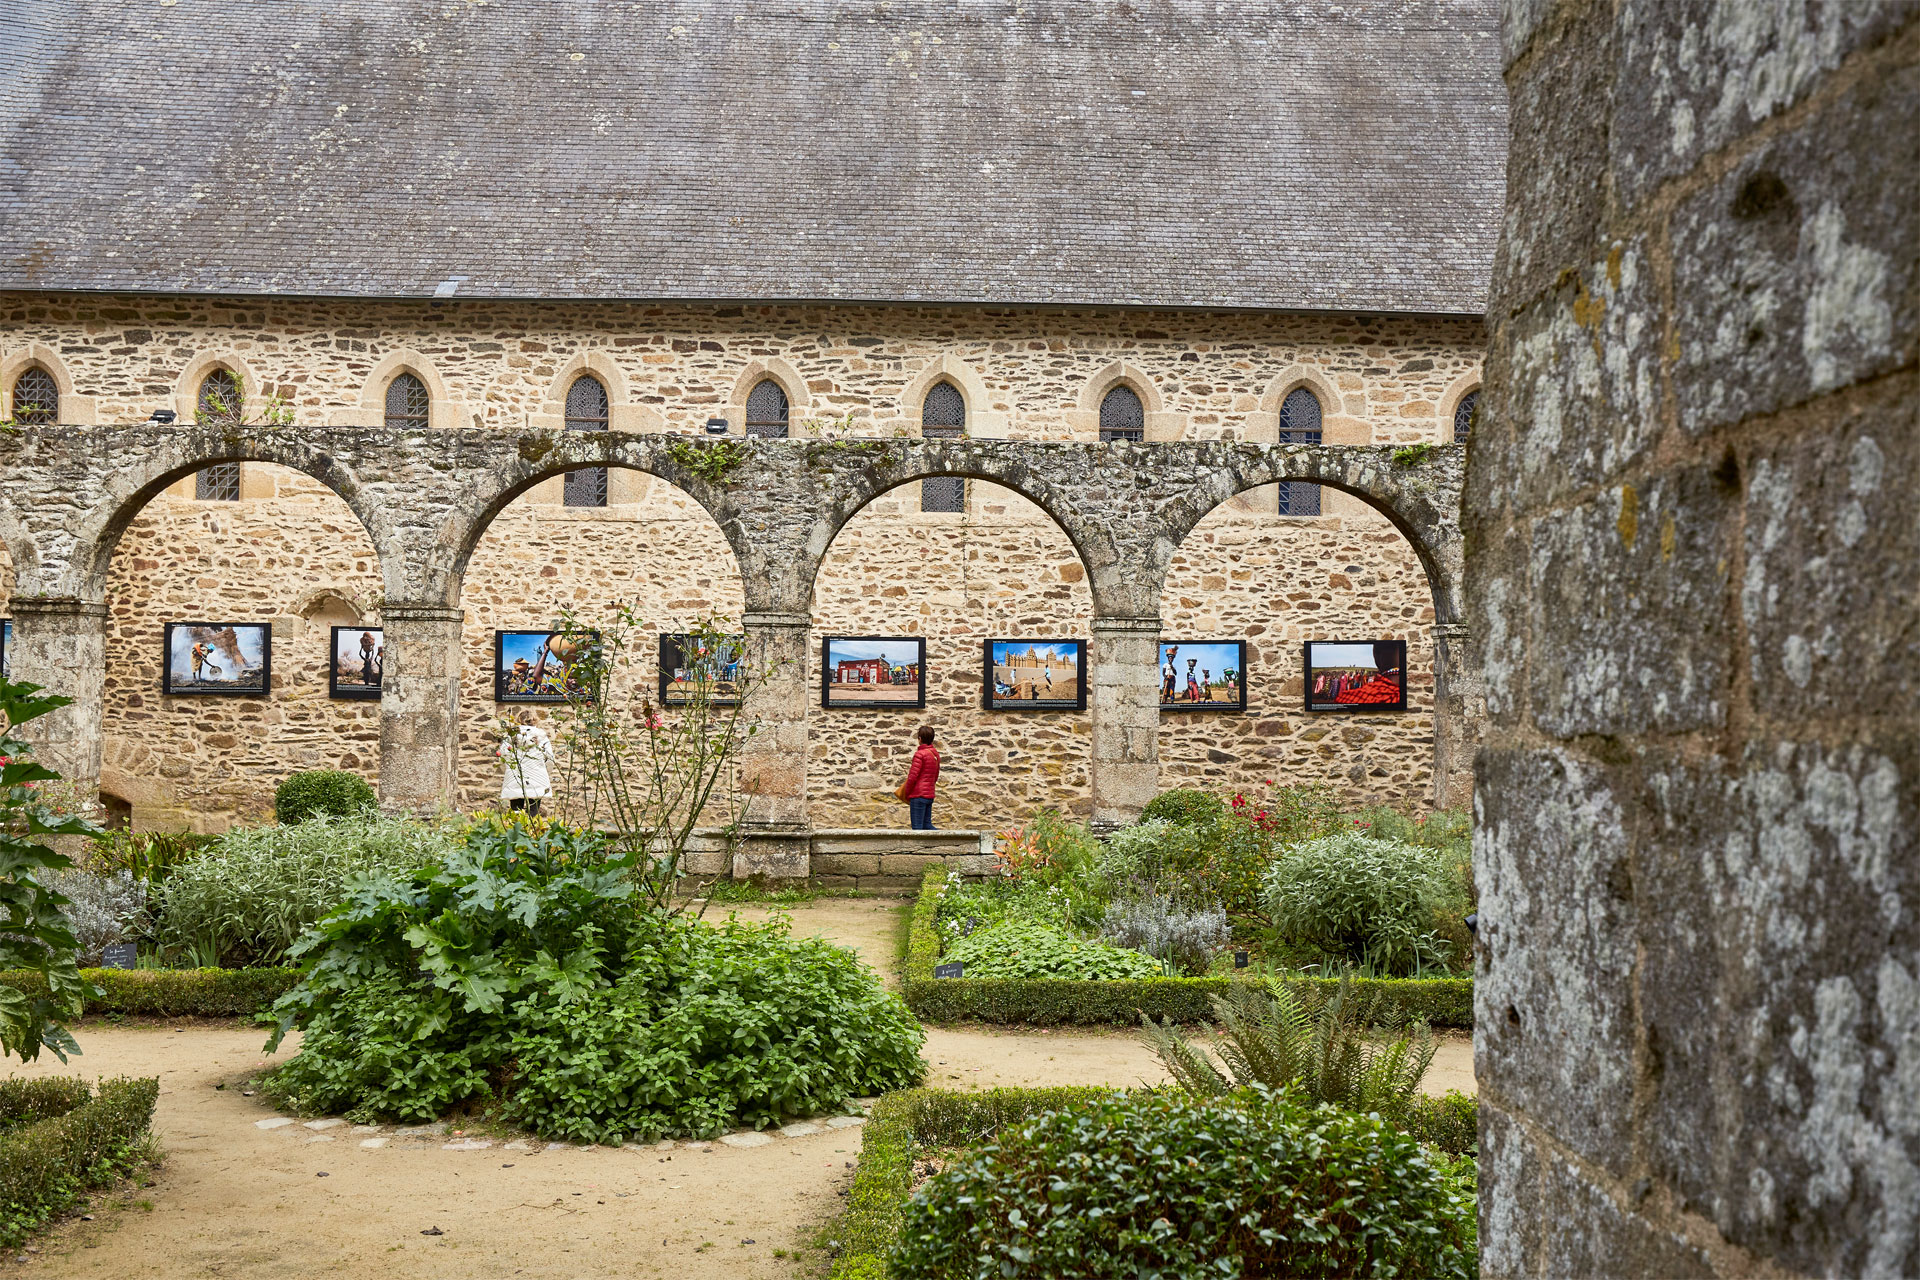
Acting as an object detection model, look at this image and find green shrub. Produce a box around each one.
[264,818,925,1139]
[892,1086,1475,1278]
[1262,831,1459,976]
[1139,787,1226,827]
[154,813,455,967]
[0,966,299,1017]
[1402,1089,1479,1157]
[1142,976,1437,1121]
[941,920,1161,981]
[0,1076,159,1247]
[0,1079,91,1134]
[84,830,213,883]
[273,770,377,824]
[933,875,1073,949]
[1093,818,1211,894]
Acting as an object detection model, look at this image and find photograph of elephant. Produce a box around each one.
[163,622,271,696]
[329,626,384,700]
[494,629,599,704]
[1303,640,1407,712]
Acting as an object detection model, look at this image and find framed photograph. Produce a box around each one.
[659,632,746,707]
[821,636,926,709]
[0,619,9,679]
[1158,640,1247,712]
[163,622,271,696]
[494,629,599,704]
[1304,640,1408,712]
[983,639,1086,711]
[329,626,384,700]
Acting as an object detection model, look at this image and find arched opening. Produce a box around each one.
[96,462,386,831]
[808,476,1094,828]
[453,464,748,810]
[1158,478,1438,806]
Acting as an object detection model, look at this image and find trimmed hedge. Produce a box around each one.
[826,1086,1117,1280]
[0,967,299,1017]
[0,1076,159,1247]
[903,867,1473,1028]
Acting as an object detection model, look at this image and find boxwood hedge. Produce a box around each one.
[901,867,1472,1028]
[0,1076,160,1247]
[0,967,299,1017]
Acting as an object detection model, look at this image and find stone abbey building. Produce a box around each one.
[0,0,1503,832]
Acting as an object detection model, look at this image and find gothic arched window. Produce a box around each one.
[195,368,244,500]
[9,366,57,425]
[1277,386,1323,516]
[563,375,610,508]
[1098,384,1144,442]
[744,379,789,438]
[1453,389,1480,444]
[384,372,429,430]
[920,381,966,513]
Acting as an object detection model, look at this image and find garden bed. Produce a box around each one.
[0,1075,160,1248]
[0,966,298,1017]
[902,867,1473,1028]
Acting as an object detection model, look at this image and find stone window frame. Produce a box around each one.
[345,350,464,431]
[172,352,258,502]
[722,358,812,437]
[1439,372,1482,446]
[528,351,657,508]
[0,345,93,424]
[1072,361,1184,442]
[897,355,1004,516]
[1243,365,1353,522]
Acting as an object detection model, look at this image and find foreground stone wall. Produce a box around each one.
[1473,4,1918,1275]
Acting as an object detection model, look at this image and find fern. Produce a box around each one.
[1141,975,1437,1120]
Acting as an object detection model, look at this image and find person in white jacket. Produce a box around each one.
[497,714,555,816]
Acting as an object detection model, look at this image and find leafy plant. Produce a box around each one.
[264,816,924,1138]
[153,812,454,967]
[941,920,1160,981]
[1392,442,1436,466]
[0,677,100,1062]
[1098,889,1227,976]
[37,868,146,966]
[892,1085,1475,1278]
[1141,975,1437,1121]
[0,1076,160,1248]
[546,609,778,914]
[1140,787,1226,827]
[84,830,213,884]
[1261,831,1459,975]
[933,873,1073,949]
[273,770,377,824]
[664,437,750,484]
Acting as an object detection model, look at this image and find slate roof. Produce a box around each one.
[0,0,1505,314]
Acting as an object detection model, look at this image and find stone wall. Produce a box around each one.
[0,294,1473,830]
[1473,4,1918,1275]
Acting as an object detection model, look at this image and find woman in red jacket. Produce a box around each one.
[898,724,941,830]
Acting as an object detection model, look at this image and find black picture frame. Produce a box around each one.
[1157,640,1248,712]
[658,632,746,707]
[1303,639,1408,713]
[328,625,384,701]
[0,619,10,680]
[821,636,927,710]
[162,621,272,697]
[494,628,600,704]
[982,638,1087,711]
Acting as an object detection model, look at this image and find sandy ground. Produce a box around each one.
[8,895,1474,1276]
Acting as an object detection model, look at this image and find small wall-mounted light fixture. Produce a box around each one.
[149,409,177,424]
[704,418,729,435]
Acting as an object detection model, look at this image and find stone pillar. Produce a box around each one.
[1429,621,1481,811]
[377,604,464,814]
[734,610,812,879]
[6,597,109,807]
[1476,5,1918,1276]
[1088,615,1160,832]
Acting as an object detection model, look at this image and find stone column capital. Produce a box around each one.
[1089,615,1162,636]
[8,596,109,621]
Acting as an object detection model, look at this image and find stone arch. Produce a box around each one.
[1439,370,1482,442]
[722,357,812,436]
[898,355,1005,438]
[0,343,95,425]
[289,585,372,622]
[349,349,462,430]
[172,349,263,424]
[1250,364,1345,442]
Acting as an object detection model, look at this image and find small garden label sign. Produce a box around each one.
[933,962,965,979]
[102,942,139,969]
[1233,951,1250,969]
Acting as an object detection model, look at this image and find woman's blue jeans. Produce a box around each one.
[908,798,934,830]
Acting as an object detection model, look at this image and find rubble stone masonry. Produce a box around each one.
[0,294,1477,829]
